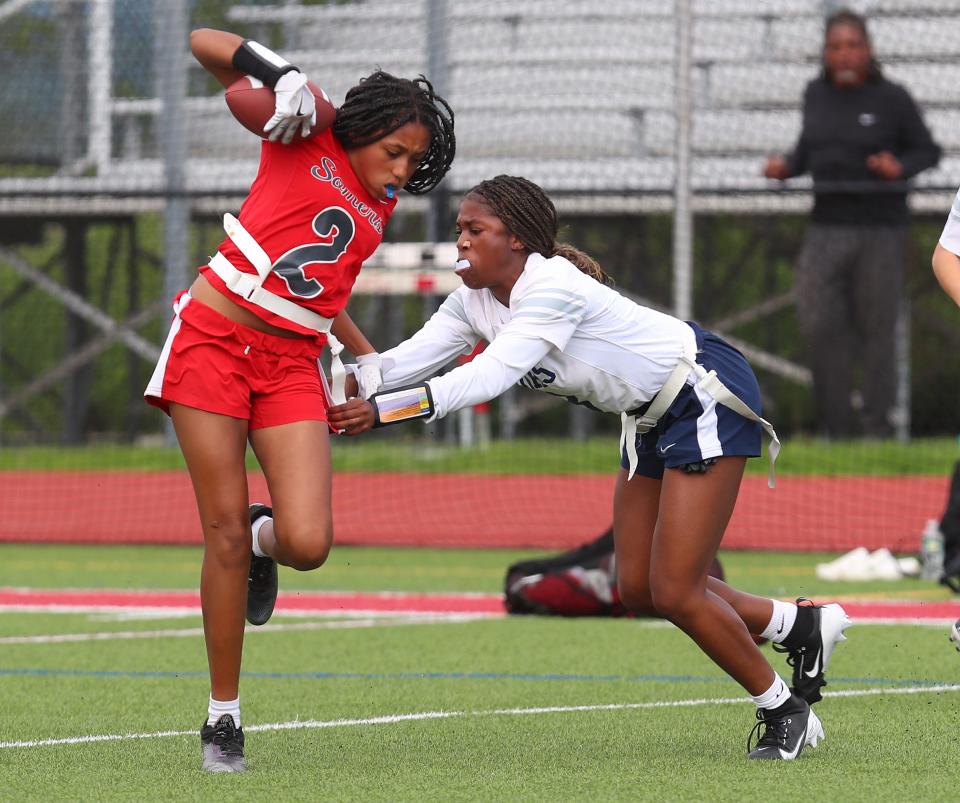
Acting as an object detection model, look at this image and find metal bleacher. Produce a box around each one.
[2,0,960,216]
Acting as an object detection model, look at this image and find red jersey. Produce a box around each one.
[200,126,397,340]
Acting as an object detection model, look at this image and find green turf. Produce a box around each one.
[2,435,959,475]
[0,542,952,598]
[1,544,958,801]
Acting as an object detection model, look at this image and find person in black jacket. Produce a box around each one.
[763,9,940,438]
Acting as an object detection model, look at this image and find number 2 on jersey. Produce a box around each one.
[272,207,356,298]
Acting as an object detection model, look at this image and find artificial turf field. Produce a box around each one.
[1,543,958,802]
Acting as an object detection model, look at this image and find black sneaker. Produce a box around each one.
[247,503,278,626]
[747,694,823,760]
[200,714,246,772]
[950,619,960,652]
[773,599,852,705]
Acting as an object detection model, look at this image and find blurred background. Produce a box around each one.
[2,0,959,560]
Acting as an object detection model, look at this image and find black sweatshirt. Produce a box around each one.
[785,73,941,225]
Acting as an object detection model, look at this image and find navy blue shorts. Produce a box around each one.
[619,322,762,480]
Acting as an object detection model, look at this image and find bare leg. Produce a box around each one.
[170,403,250,701]
[613,470,776,637]
[248,420,334,571]
[615,459,776,695]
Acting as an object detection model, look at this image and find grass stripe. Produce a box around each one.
[0,613,490,645]
[1,666,954,689]
[2,684,957,750]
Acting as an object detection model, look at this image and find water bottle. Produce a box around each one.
[921,519,945,581]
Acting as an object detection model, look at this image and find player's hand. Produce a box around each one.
[264,70,316,144]
[762,156,790,180]
[328,398,375,436]
[866,151,903,181]
[342,372,360,400]
[355,352,383,400]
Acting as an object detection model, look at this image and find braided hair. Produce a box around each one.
[333,71,455,195]
[467,175,612,285]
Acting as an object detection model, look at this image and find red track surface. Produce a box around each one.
[1,587,958,622]
[0,470,950,551]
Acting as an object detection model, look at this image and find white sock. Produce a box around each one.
[208,696,241,728]
[251,514,272,558]
[759,599,798,644]
[751,674,792,710]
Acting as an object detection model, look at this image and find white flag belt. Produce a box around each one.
[619,334,780,488]
[209,214,346,407]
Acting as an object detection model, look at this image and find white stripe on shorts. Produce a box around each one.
[692,382,722,459]
[144,293,191,402]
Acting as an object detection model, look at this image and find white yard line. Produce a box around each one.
[2,684,958,750]
[0,613,493,645]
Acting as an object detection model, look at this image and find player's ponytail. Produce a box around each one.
[551,243,612,286]
[467,175,613,285]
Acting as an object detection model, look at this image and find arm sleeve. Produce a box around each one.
[939,187,960,256]
[428,272,587,418]
[894,87,941,179]
[377,291,481,388]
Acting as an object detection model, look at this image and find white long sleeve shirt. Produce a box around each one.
[939,185,960,256]
[377,252,697,420]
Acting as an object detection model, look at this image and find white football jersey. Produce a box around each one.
[939,185,960,256]
[378,252,696,419]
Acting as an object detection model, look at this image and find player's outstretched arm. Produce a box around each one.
[933,243,960,308]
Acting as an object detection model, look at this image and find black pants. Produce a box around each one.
[795,223,907,438]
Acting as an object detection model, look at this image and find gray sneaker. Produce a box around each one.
[200,714,246,773]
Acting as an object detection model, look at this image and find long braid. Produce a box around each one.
[468,175,612,285]
[333,71,456,194]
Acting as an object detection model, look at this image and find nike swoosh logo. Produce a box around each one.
[775,615,785,635]
[803,648,822,677]
[659,442,677,454]
[778,735,803,760]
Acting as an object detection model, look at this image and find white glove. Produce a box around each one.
[356,352,383,400]
[264,70,316,144]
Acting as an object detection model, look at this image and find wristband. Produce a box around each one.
[370,383,435,427]
[232,40,298,89]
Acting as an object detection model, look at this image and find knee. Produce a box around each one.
[279,521,332,571]
[203,516,251,570]
[649,580,697,624]
[617,576,656,616]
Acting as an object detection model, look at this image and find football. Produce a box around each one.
[224,76,337,140]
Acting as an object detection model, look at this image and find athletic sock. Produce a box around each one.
[251,514,271,558]
[751,674,792,710]
[208,696,241,728]
[759,599,798,644]
[780,602,817,651]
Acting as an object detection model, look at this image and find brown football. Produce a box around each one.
[225,76,337,140]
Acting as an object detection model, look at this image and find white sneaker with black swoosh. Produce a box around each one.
[774,599,852,705]
[747,694,823,761]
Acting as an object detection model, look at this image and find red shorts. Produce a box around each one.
[144,293,329,429]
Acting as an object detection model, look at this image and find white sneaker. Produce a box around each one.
[896,555,921,578]
[950,619,960,653]
[865,548,903,581]
[815,547,870,581]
